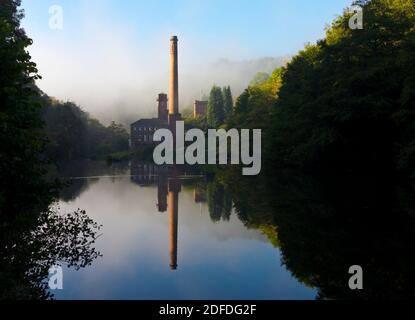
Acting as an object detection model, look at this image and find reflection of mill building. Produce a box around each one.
[130,161,182,270]
[130,162,169,187]
[131,161,209,271]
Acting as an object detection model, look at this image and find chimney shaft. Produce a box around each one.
[157,93,168,123]
[168,176,181,271]
[169,36,179,117]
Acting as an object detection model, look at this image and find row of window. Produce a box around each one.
[136,135,154,143]
[133,126,158,132]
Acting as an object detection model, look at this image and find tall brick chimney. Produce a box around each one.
[169,36,180,125]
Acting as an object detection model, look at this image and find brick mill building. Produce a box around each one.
[130,93,169,149]
[131,36,211,150]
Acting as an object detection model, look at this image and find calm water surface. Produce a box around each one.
[53,161,316,300]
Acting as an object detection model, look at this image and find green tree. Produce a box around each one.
[42,100,88,160]
[207,85,225,128]
[250,72,270,86]
[229,86,277,132]
[0,0,53,217]
[40,94,130,161]
[207,180,232,222]
[267,0,415,176]
[222,86,233,121]
[106,121,129,153]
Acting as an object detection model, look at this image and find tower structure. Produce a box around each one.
[168,36,181,126]
[157,93,168,123]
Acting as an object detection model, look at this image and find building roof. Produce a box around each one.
[131,118,166,127]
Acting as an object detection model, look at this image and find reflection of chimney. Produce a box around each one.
[169,36,180,126]
[168,190,178,270]
[158,93,168,123]
[157,175,168,213]
[168,174,181,270]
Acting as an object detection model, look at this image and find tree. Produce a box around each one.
[218,165,415,299]
[40,94,130,161]
[222,86,233,121]
[0,0,53,218]
[42,100,88,160]
[207,85,225,128]
[106,121,129,153]
[250,72,270,86]
[267,0,415,176]
[207,181,232,222]
[229,86,277,132]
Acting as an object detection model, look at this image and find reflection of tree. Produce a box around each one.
[219,168,415,299]
[274,174,415,300]
[0,208,102,300]
[53,160,129,202]
[207,181,232,222]
[219,169,278,245]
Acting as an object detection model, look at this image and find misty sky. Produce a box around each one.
[21,0,352,124]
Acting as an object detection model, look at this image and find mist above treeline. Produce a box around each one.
[36,56,289,127]
[35,90,130,162]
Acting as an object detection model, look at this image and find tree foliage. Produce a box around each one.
[267,0,415,176]
[207,85,225,128]
[222,86,234,121]
[207,180,232,222]
[217,166,415,299]
[249,72,270,86]
[40,94,129,161]
[0,0,53,217]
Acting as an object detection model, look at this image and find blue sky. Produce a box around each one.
[23,0,352,57]
[20,0,352,123]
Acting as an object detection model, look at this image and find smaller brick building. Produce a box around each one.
[193,100,208,118]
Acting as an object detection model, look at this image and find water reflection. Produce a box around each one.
[131,163,206,271]
[220,168,415,299]
[50,160,415,300]
[53,161,312,300]
[0,208,102,300]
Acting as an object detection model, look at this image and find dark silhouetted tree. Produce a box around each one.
[0,0,53,218]
[207,85,225,128]
[267,0,415,176]
[222,86,233,121]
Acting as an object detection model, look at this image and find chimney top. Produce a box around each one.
[158,93,168,101]
[170,35,178,41]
